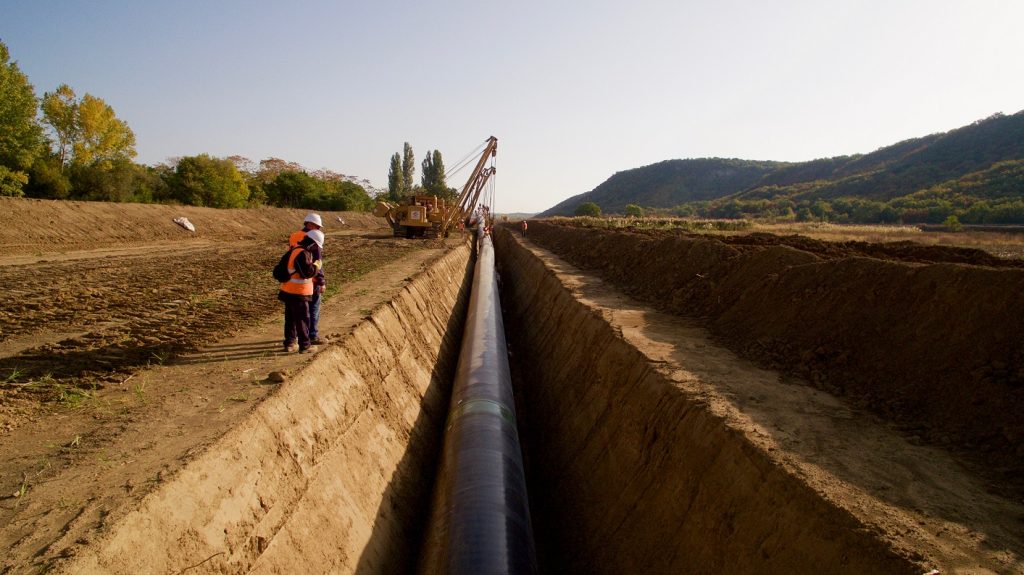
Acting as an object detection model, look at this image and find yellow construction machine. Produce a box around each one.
[374,136,498,238]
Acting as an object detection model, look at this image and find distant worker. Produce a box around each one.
[520,220,528,237]
[279,230,324,353]
[289,213,327,346]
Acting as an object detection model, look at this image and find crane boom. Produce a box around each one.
[444,136,497,231]
[375,136,498,238]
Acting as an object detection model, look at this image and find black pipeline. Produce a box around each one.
[419,233,538,574]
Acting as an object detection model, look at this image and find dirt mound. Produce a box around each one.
[0,197,385,253]
[524,221,1024,493]
[721,231,1024,267]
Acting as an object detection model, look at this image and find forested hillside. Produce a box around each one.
[541,110,1024,224]
[543,158,782,217]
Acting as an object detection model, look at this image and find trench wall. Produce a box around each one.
[56,243,473,574]
[520,221,1024,483]
[494,229,919,574]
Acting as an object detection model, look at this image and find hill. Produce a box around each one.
[541,110,1024,224]
[542,158,782,216]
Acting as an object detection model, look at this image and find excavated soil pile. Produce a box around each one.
[522,221,1024,493]
[0,196,384,252]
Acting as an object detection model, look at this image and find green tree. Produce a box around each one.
[943,214,963,232]
[401,142,415,196]
[809,199,833,221]
[68,159,167,203]
[421,150,447,196]
[40,84,79,167]
[0,41,44,191]
[0,166,29,197]
[168,154,249,208]
[714,199,743,219]
[73,93,136,166]
[266,170,319,208]
[310,179,373,211]
[387,152,403,201]
[41,84,136,168]
[575,201,601,217]
[624,204,643,218]
[24,153,71,199]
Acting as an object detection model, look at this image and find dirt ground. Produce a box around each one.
[3,196,1022,572]
[0,198,458,572]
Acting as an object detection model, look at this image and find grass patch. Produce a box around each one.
[133,379,148,404]
[323,284,341,300]
[13,477,29,508]
[2,367,25,384]
[56,383,94,409]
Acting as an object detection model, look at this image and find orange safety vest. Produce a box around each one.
[288,230,306,247]
[279,247,314,296]
[521,221,528,229]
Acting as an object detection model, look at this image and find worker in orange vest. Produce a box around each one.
[289,213,327,345]
[520,220,528,237]
[279,230,323,353]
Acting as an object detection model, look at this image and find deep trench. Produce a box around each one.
[55,231,945,574]
[489,230,921,575]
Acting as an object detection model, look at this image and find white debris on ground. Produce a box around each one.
[173,217,196,232]
[336,216,346,225]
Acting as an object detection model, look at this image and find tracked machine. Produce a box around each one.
[374,136,498,238]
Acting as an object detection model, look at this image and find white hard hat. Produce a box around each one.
[304,213,323,227]
[306,229,324,248]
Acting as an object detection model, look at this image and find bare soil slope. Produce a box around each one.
[523,221,1024,495]
[0,198,455,572]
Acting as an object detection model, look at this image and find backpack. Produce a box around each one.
[272,246,315,282]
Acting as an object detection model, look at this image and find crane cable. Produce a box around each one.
[444,139,489,182]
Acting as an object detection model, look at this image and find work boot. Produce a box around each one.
[284,342,298,353]
[310,337,327,346]
[299,345,318,354]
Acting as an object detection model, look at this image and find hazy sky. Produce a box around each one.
[2,0,1022,212]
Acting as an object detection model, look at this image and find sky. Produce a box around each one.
[2,0,1022,213]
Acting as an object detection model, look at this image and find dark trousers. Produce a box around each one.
[283,298,311,348]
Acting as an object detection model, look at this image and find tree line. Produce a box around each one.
[580,156,1024,226]
[385,142,458,203]
[0,40,373,211]
[649,158,1024,225]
